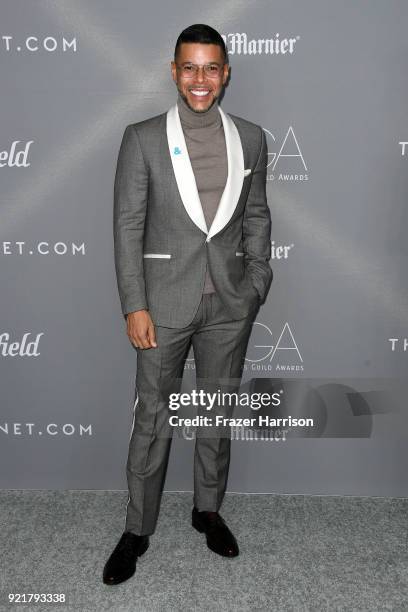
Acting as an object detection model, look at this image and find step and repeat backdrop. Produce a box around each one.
[1,1,407,495]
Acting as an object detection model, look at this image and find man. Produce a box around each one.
[103,23,272,585]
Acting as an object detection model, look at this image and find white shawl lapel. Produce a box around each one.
[166,102,245,242]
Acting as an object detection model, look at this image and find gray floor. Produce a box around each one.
[1,491,407,611]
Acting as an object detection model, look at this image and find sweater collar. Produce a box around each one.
[177,92,221,129]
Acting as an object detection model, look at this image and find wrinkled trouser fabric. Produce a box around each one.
[124,292,257,536]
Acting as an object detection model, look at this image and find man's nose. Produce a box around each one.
[195,66,206,81]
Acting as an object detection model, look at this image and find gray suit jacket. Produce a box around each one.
[113,102,272,328]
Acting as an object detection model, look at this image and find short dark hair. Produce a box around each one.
[174,24,228,64]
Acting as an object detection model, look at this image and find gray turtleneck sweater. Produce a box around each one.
[177,93,228,294]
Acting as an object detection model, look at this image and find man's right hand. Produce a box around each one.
[126,310,157,349]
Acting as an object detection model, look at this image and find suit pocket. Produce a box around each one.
[143,254,173,290]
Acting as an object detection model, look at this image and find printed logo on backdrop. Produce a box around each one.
[399,141,408,155]
[0,141,33,167]
[271,240,294,261]
[0,36,76,53]
[2,241,85,256]
[388,338,408,352]
[184,322,303,372]
[221,33,299,56]
[0,422,92,437]
[263,127,308,182]
[0,333,43,357]
[244,322,304,373]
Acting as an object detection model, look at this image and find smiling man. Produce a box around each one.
[103,24,273,585]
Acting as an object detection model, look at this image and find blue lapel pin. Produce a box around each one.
[173,146,182,155]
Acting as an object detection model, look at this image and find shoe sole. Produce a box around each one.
[102,539,150,585]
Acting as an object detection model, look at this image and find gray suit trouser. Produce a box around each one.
[124,291,257,536]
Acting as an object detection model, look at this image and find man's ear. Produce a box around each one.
[170,61,177,83]
[223,64,230,85]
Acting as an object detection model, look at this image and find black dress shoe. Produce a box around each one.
[192,507,239,557]
[102,532,149,585]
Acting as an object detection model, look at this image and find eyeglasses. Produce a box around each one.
[176,63,225,78]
